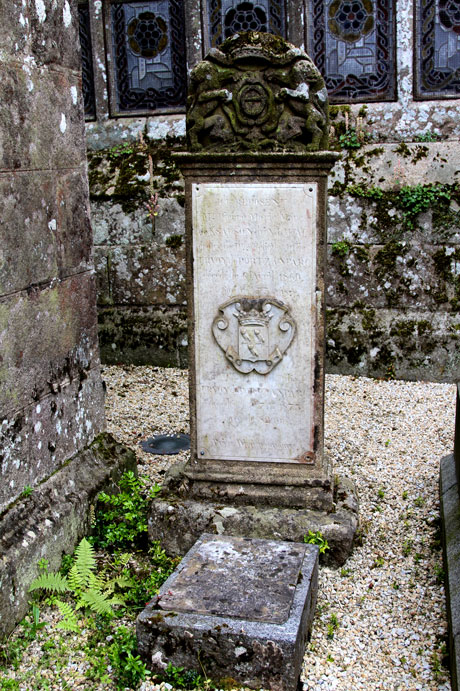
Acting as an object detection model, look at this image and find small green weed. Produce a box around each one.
[331,240,351,257]
[402,490,408,500]
[397,184,451,229]
[19,485,33,499]
[107,142,136,160]
[414,496,425,508]
[434,563,445,584]
[327,613,339,639]
[339,128,361,149]
[108,626,151,690]
[304,530,330,554]
[340,567,351,577]
[377,488,385,499]
[414,131,438,142]
[158,662,216,689]
[373,556,384,568]
[91,471,161,551]
[0,610,44,672]
[402,539,413,556]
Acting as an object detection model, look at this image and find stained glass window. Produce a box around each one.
[415,0,460,98]
[308,0,396,102]
[208,0,285,47]
[110,1,187,114]
[78,3,96,118]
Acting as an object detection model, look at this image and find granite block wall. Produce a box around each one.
[0,0,105,512]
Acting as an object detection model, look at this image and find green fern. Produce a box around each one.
[77,590,114,616]
[29,537,131,630]
[55,600,80,633]
[29,572,69,594]
[73,537,97,588]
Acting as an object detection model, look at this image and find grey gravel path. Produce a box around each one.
[2,367,453,690]
[103,366,455,691]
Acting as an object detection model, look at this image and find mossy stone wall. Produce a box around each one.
[88,117,460,382]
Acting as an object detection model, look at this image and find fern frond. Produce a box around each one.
[67,564,84,593]
[107,594,126,606]
[87,571,105,593]
[74,537,97,588]
[55,600,80,633]
[103,575,133,593]
[78,589,114,616]
[29,572,69,593]
[112,575,134,589]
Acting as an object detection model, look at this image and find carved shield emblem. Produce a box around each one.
[212,297,296,374]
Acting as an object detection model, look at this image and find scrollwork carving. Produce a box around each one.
[187,31,329,152]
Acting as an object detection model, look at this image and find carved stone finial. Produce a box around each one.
[186,31,329,153]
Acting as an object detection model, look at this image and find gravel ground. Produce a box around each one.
[2,366,455,690]
[103,366,455,691]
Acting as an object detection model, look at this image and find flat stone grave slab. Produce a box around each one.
[137,533,319,691]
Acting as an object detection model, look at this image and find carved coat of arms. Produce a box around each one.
[212,297,296,374]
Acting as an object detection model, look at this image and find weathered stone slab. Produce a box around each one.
[0,434,136,638]
[155,197,185,243]
[137,534,319,691]
[455,384,460,487]
[440,453,460,691]
[327,242,460,310]
[0,170,92,294]
[333,142,460,192]
[98,306,188,367]
[0,272,99,416]
[326,307,460,382]
[0,60,85,171]
[192,182,318,465]
[0,0,82,71]
[0,365,105,512]
[91,202,155,246]
[148,473,358,566]
[94,245,186,306]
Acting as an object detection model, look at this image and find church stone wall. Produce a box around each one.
[0,0,105,514]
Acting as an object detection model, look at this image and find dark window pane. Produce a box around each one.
[208,0,285,47]
[78,3,96,118]
[415,0,460,98]
[111,0,187,113]
[308,0,396,102]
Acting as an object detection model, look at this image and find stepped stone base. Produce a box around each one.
[137,533,319,691]
[148,467,359,567]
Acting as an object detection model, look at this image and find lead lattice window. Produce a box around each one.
[207,0,286,47]
[108,0,187,115]
[307,0,396,102]
[415,0,460,98]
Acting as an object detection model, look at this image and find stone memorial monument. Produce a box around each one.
[148,32,358,565]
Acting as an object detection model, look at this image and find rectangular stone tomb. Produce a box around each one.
[136,533,319,691]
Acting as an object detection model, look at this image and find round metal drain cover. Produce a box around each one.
[140,433,190,455]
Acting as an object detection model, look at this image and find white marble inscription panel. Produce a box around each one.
[192,183,318,463]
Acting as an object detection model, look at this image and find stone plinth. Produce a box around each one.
[137,534,319,691]
[148,28,357,568]
[175,151,339,510]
